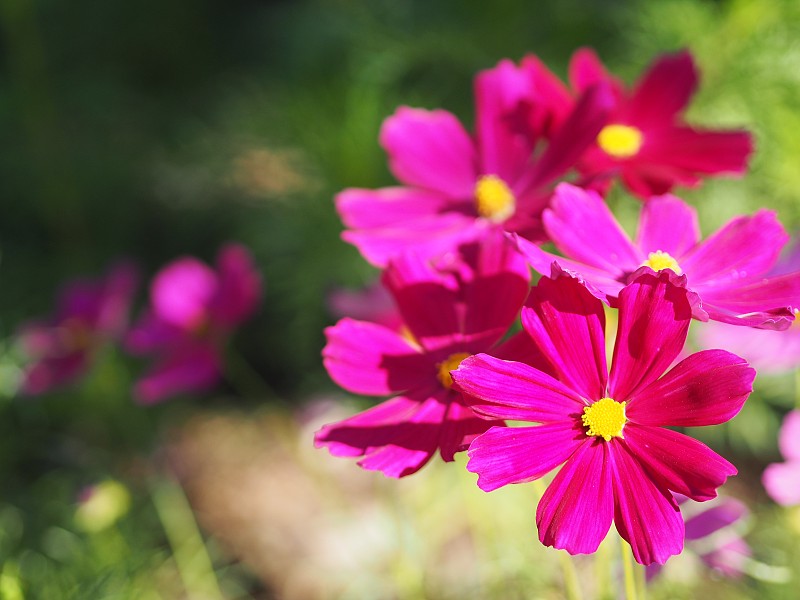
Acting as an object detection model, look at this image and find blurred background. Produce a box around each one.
[2,0,800,597]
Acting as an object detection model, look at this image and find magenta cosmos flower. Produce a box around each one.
[566,48,753,198]
[451,268,754,565]
[125,243,261,404]
[516,183,800,329]
[763,410,800,506]
[19,262,138,395]
[336,59,613,267]
[315,232,546,477]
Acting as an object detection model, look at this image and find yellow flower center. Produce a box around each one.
[581,397,627,442]
[436,352,471,389]
[475,175,516,223]
[597,124,644,159]
[642,250,682,275]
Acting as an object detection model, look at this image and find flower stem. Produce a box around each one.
[620,536,638,600]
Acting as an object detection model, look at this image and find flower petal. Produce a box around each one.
[635,195,700,258]
[336,186,458,230]
[640,126,753,176]
[536,440,614,555]
[322,318,431,396]
[623,424,736,501]
[610,443,683,565]
[150,257,217,330]
[779,410,800,461]
[762,460,800,506]
[210,243,262,328]
[133,343,221,405]
[467,421,585,492]
[627,50,698,128]
[439,397,503,462]
[453,353,585,422]
[608,269,692,400]
[627,349,754,427]
[380,107,477,197]
[522,272,608,400]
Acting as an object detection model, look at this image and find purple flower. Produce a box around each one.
[126,244,261,404]
[19,263,138,394]
[763,410,800,506]
[515,183,800,329]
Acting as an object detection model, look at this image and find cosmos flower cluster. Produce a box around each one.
[316,49,800,566]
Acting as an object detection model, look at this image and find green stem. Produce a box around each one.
[620,536,638,600]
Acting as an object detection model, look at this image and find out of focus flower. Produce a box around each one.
[569,49,753,198]
[452,268,754,565]
[315,232,546,477]
[516,183,800,329]
[74,479,131,533]
[126,244,261,404]
[18,262,138,395]
[648,494,751,580]
[763,410,800,506]
[327,280,402,332]
[337,59,613,267]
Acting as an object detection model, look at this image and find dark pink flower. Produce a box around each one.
[19,262,138,395]
[315,232,546,477]
[763,410,800,506]
[327,280,403,332]
[336,59,613,267]
[126,244,261,404]
[569,48,753,198]
[516,183,800,329]
[451,268,754,565]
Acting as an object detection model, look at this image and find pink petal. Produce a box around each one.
[322,318,431,396]
[543,183,642,274]
[568,47,622,97]
[133,343,221,405]
[438,397,503,462]
[763,460,800,506]
[210,243,262,328]
[635,195,700,257]
[681,210,788,287]
[610,442,684,565]
[150,257,217,330]
[21,353,88,395]
[627,50,698,128]
[627,349,754,427]
[640,126,753,176]
[380,107,477,197]
[452,353,585,423]
[491,329,556,377]
[522,273,608,400]
[779,410,800,461]
[684,497,748,540]
[467,421,585,492]
[536,440,614,555]
[125,312,184,354]
[336,186,458,230]
[519,54,574,137]
[623,424,736,501]
[608,269,692,401]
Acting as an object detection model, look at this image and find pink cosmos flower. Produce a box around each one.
[568,48,753,198]
[19,262,138,395]
[451,268,754,565]
[125,243,261,405]
[516,183,800,329]
[315,232,546,477]
[327,280,402,332]
[763,410,800,506]
[336,59,613,267]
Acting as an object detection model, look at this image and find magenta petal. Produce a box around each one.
[438,398,503,462]
[336,186,457,229]
[452,353,585,422]
[536,441,614,555]
[635,195,700,257]
[623,424,736,501]
[491,330,555,377]
[133,344,221,405]
[608,269,692,400]
[684,497,748,541]
[779,410,800,461]
[322,318,431,396]
[150,257,217,330]
[763,460,800,506]
[610,443,684,565]
[467,421,585,492]
[681,210,788,287]
[521,273,608,400]
[125,312,184,354]
[380,106,477,197]
[627,50,698,128]
[544,183,641,274]
[21,353,88,395]
[627,349,754,427]
[569,47,614,93]
[642,126,753,175]
[210,243,262,328]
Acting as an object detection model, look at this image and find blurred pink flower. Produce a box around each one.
[516,183,800,329]
[337,59,613,267]
[19,262,138,394]
[763,410,800,506]
[452,268,754,565]
[126,244,261,404]
[568,49,753,198]
[315,232,547,477]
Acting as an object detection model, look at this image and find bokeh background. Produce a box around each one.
[2,0,800,597]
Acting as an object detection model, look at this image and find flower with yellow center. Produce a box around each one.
[437,352,472,389]
[475,175,516,223]
[642,250,682,275]
[597,124,644,159]
[581,397,627,442]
